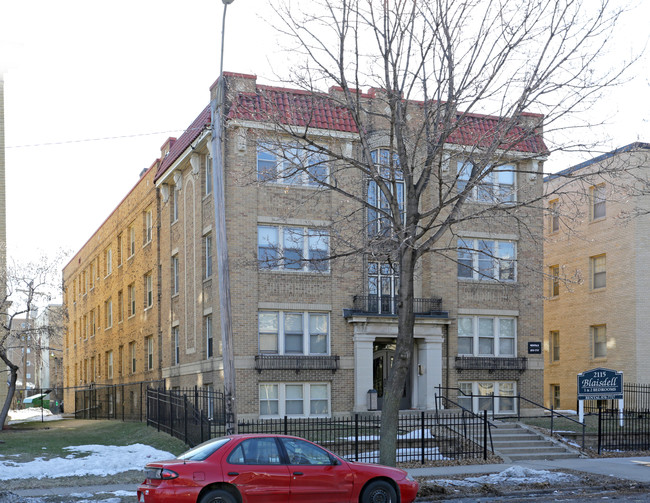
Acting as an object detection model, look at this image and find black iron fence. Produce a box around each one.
[74,380,164,421]
[14,387,65,414]
[597,408,650,454]
[584,383,650,413]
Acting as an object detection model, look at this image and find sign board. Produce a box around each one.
[527,342,542,354]
[577,367,623,400]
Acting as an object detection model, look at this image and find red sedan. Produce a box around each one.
[137,434,419,503]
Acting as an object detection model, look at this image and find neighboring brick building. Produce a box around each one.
[150,72,546,419]
[544,143,650,409]
[62,162,162,409]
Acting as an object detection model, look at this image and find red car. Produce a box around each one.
[137,434,419,503]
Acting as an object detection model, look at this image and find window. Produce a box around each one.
[128,283,136,317]
[548,199,559,233]
[129,341,136,373]
[367,262,399,314]
[591,255,606,289]
[259,383,330,418]
[458,316,516,356]
[457,381,516,414]
[228,437,282,465]
[89,309,95,336]
[107,351,113,379]
[550,331,560,362]
[144,272,153,309]
[172,255,179,294]
[128,225,136,257]
[367,149,404,237]
[144,209,153,244]
[118,345,123,375]
[549,265,560,297]
[104,247,112,277]
[205,234,213,278]
[551,384,561,410]
[104,298,113,328]
[257,142,327,186]
[457,162,516,203]
[117,290,124,322]
[173,327,180,365]
[89,262,95,289]
[592,325,607,359]
[205,155,213,195]
[258,226,329,272]
[591,183,606,220]
[205,315,213,358]
[117,233,123,266]
[280,437,333,465]
[458,238,516,281]
[146,336,154,370]
[172,188,179,222]
[258,311,329,355]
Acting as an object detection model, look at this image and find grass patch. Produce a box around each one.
[0,419,189,462]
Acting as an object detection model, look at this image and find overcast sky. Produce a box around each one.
[2,0,649,268]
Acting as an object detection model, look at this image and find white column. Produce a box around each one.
[353,335,375,412]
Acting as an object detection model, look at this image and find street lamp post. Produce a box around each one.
[211,0,237,435]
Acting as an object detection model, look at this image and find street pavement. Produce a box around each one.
[407,455,650,483]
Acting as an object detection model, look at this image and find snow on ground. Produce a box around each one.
[430,466,579,487]
[7,407,63,425]
[347,446,448,464]
[0,444,175,480]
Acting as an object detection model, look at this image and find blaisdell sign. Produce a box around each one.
[577,368,623,401]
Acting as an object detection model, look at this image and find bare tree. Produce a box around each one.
[0,255,65,429]
[236,0,634,465]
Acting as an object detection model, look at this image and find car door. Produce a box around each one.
[280,437,354,503]
[221,437,291,502]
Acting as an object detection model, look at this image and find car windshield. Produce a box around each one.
[177,437,230,461]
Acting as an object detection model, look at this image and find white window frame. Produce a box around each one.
[367,148,405,237]
[144,272,153,309]
[592,324,607,359]
[548,199,560,233]
[173,326,180,365]
[591,183,606,220]
[457,381,516,414]
[550,330,560,362]
[130,342,137,374]
[205,314,213,358]
[144,208,153,245]
[259,382,330,418]
[205,155,213,195]
[258,311,330,355]
[205,234,213,278]
[457,316,516,357]
[128,283,136,318]
[104,299,113,329]
[172,188,179,222]
[457,162,516,203]
[257,142,328,187]
[146,336,154,371]
[107,350,114,379]
[590,254,606,290]
[172,255,179,295]
[457,238,516,281]
[128,226,136,258]
[258,225,329,272]
[105,247,112,277]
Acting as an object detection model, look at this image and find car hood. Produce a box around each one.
[345,461,409,480]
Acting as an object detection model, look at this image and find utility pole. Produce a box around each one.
[211,0,237,435]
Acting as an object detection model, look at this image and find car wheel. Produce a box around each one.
[361,480,397,503]
[200,488,237,503]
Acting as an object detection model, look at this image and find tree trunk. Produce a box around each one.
[0,350,18,430]
[378,248,417,466]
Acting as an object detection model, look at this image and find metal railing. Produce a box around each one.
[598,407,650,454]
[455,356,527,371]
[350,295,444,316]
[74,380,164,422]
[254,355,340,373]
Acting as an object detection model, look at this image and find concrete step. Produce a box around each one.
[507,451,581,461]
[492,440,557,448]
[485,422,581,462]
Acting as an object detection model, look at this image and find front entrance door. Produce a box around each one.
[373,342,411,410]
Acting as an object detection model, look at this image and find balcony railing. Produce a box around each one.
[347,295,446,317]
[254,355,340,373]
[455,356,528,372]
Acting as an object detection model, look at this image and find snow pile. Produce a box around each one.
[342,428,435,442]
[7,407,62,424]
[431,466,579,487]
[0,444,175,480]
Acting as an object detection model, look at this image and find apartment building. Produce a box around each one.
[544,143,650,409]
[7,318,36,391]
[150,72,546,419]
[62,162,162,408]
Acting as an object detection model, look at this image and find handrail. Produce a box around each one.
[435,393,495,455]
[436,385,586,448]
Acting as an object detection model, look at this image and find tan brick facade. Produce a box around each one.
[64,72,546,419]
[544,144,650,409]
[62,163,162,409]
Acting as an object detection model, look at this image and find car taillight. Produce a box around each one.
[145,467,179,480]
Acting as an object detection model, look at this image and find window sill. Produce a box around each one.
[143,240,152,249]
[458,278,517,284]
[171,293,180,299]
[590,287,606,293]
[258,268,331,276]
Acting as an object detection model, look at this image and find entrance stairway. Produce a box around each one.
[489,421,582,462]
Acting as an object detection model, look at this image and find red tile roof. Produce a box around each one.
[227,85,359,133]
[154,105,211,181]
[155,80,546,183]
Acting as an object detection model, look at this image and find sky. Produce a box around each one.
[2,0,649,272]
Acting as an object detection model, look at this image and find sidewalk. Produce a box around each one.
[12,484,136,499]
[406,455,650,483]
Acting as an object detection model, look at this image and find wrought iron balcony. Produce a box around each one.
[345,295,447,317]
[254,354,340,373]
[455,356,528,372]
